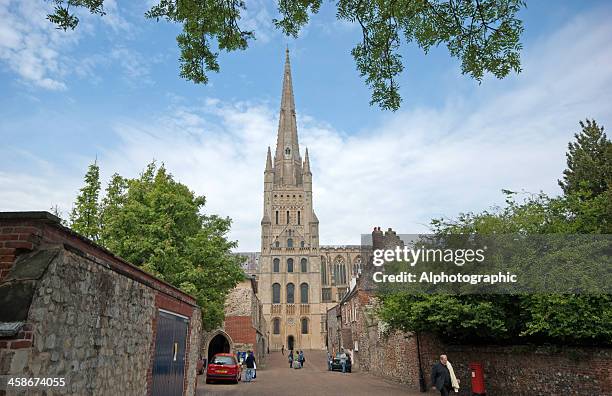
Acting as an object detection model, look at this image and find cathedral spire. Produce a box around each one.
[273,48,302,185]
[303,147,311,174]
[265,146,272,172]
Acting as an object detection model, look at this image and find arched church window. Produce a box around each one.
[297,211,301,225]
[300,241,305,248]
[286,283,295,303]
[275,211,279,225]
[334,256,346,284]
[321,257,328,286]
[273,318,280,334]
[300,258,307,272]
[287,258,294,272]
[301,318,309,334]
[272,283,280,304]
[300,283,309,304]
[287,211,290,224]
[273,258,280,272]
[285,147,291,156]
[353,256,362,276]
[275,241,280,248]
[287,238,293,248]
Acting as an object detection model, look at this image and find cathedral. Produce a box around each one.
[249,50,364,351]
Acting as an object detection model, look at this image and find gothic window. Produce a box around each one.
[286,283,295,303]
[297,211,301,225]
[275,211,279,225]
[287,211,290,224]
[320,257,328,286]
[287,238,293,248]
[322,288,332,302]
[275,241,280,248]
[334,256,346,284]
[287,258,294,272]
[273,258,280,273]
[285,147,291,156]
[272,283,281,304]
[300,241,305,247]
[300,258,307,272]
[300,283,309,304]
[273,318,280,334]
[353,256,362,276]
[301,318,308,334]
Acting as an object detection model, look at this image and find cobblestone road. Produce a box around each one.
[197,350,426,396]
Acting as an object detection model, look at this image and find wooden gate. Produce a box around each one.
[151,310,189,396]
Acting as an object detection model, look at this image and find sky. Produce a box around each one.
[1,0,611,251]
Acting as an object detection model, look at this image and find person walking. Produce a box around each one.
[244,350,256,382]
[288,351,293,368]
[327,351,333,371]
[299,350,305,368]
[281,345,284,355]
[340,348,347,373]
[431,354,459,396]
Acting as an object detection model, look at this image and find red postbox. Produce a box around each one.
[469,362,486,395]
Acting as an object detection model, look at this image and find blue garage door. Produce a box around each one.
[151,310,189,396]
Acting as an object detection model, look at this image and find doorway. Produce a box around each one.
[207,333,231,361]
[287,335,295,351]
[151,310,189,396]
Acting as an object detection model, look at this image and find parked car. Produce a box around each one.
[206,353,241,384]
[330,353,352,373]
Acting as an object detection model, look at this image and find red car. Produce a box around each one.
[205,353,241,384]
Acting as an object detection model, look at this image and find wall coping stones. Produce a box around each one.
[0,211,198,308]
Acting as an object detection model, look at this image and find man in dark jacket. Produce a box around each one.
[244,350,256,382]
[431,354,452,396]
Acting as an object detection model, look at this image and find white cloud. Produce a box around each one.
[0,0,78,90]
[0,0,138,90]
[242,0,277,43]
[1,9,611,252]
[102,0,131,33]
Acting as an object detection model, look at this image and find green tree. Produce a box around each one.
[71,161,245,329]
[559,119,612,198]
[69,160,101,241]
[99,172,127,247]
[46,0,525,111]
[378,120,612,345]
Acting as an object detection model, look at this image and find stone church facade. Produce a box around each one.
[240,50,364,351]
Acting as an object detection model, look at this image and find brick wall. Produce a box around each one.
[331,284,611,395]
[418,335,612,396]
[225,316,256,345]
[0,223,42,282]
[0,212,202,396]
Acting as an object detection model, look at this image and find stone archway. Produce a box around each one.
[206,331,232,361]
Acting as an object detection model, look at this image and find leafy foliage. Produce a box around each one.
[378,119,612,345]
[69,160,101,241]
[45,0,525,111]
[559,119,612,198]
[47,0,105,30]
[70,161,245,329]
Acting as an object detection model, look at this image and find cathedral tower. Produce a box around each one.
[259,49,324,350]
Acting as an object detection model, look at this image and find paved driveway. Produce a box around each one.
[197,350,425,396]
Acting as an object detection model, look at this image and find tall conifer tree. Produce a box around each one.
[559,119,612,198]
[70,160,101,241]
